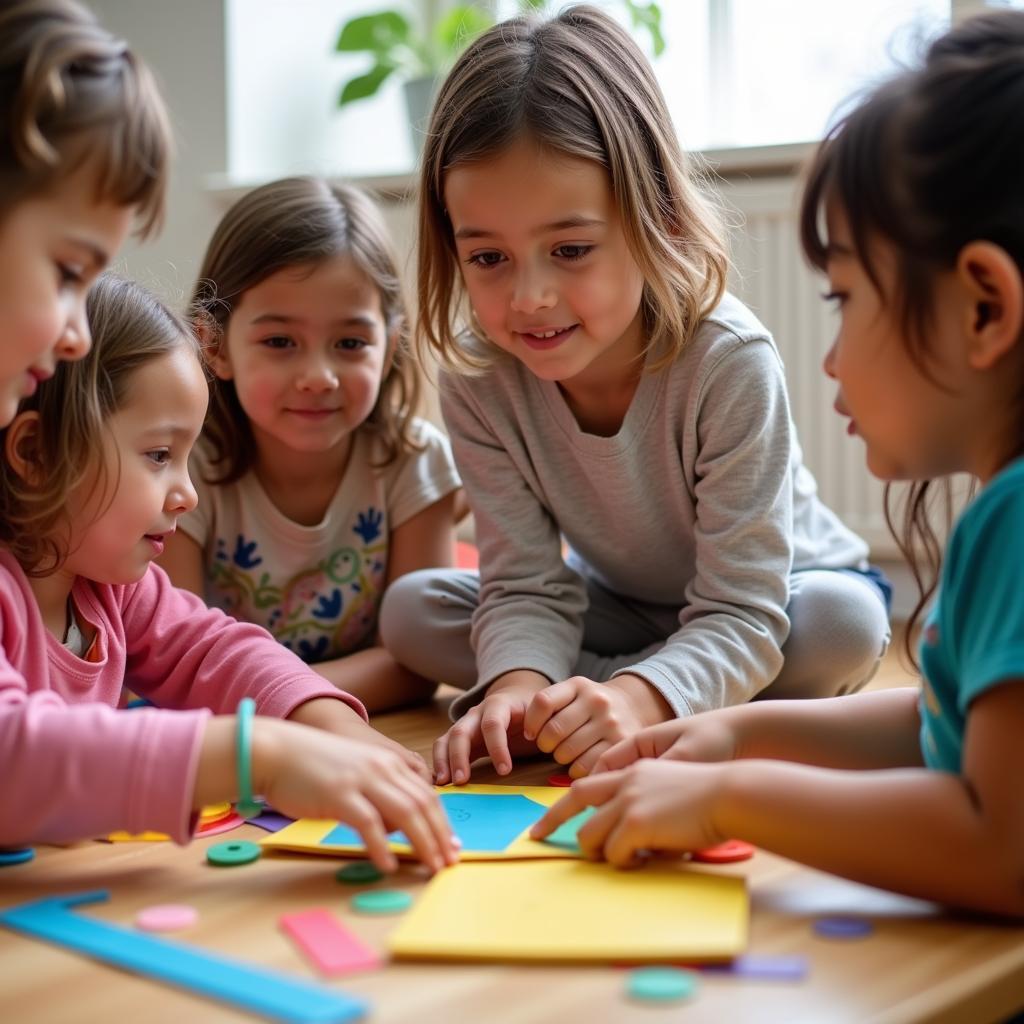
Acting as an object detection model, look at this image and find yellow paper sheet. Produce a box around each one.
[389,859,748,963]
[260,785,578,861]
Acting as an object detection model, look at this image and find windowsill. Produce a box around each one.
[204,141,815,204]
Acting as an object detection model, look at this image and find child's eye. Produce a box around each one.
[57,263,84,287]
[822,290,848,308]
[554,244,593,261]
[337,337,368,352]
[465,251,505,269]
[146,448,171,466]
[262,335,294,350]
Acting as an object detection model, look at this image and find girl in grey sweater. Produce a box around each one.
[381,5,890,785]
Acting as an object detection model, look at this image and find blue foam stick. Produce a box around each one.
[0,891,367,1023]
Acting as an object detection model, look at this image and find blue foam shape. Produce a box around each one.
[322,792,546,853]
[0,891,366,1023]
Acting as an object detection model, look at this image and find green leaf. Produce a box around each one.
[336,11,410,55]
[624,1,665,57]
[434,5,493,59]
[339,63,395,106]
[516,0,549,11]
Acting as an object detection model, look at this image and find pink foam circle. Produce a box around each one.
[135,903,199,932]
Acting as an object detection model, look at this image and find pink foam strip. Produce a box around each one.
[279,908,382,976]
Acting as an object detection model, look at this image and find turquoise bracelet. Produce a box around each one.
[234,697,262,818]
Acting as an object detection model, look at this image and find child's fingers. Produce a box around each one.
[479,701,515,776]
[592,735,643,774]
[529,771,624,839]
[574,799,621,860]
[446,710,483,785]
[342,795,398,874]
[432,730,454,785]
[400,774,460,866]
[600,811,651,869]
[533,699,592,755]
[568,739,611,779]
[551,720,608,768]
[523,680,576,742]
[378,783,448,874]
[402,748,432,783]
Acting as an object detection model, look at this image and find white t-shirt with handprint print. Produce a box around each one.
[179,419,460,663]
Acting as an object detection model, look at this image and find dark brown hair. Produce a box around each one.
[418,3,728,374]
[0,273,199,573]
[191,176,420,483]
[0,0,171,235]
[799,10,1024,661]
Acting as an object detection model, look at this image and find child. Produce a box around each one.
[380,4,892,784]
[0,0,170,425]
[533,10,1024,916]
[159,177,462,712]
[0,273,457,874]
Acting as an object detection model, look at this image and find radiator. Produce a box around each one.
[718,176,896,557]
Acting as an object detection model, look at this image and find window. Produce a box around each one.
[227,0,1008,182]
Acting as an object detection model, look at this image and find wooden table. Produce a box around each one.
[3,693,1023,1024]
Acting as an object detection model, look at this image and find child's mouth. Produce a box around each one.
[519,325,577,350]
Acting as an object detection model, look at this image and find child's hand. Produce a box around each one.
[592,712,741,774]
[522,674,672,778]
[287,696,431,782]
[433,671,549,784]
[529,760,726,867]
[254,718,458,874]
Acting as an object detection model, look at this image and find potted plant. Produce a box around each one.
[336,1,664,153]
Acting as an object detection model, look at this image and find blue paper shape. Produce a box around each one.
[321,793,546,853]
[0,891,366,1023]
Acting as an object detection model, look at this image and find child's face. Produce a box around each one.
[63,346,208,585]
[0,168,134,426]
[444,137,646,392]
[822,206,975,482]
[213,254,390,464]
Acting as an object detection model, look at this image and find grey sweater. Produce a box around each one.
[440,293,869,715]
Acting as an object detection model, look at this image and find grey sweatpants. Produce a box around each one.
[379,567,892,720]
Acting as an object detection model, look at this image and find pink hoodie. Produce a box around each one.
[0,550,366,846]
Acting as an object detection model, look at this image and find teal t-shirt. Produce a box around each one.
[919,457,1024,772]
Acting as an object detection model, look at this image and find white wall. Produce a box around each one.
[87,0,228,307]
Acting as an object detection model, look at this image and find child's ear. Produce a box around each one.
[194,316,233,380]
[4,411,42,484]
[957,241,1024,370]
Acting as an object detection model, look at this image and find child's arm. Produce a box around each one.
[306,492,457,712]
[533,681,1024,916]
[594,688,925,774]
[194,714,457,874]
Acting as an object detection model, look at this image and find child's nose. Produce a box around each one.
[58,303,92,361]
[170,473,199,515]
[297,355,339,391]
[510,266,555,315]
[823,340,838,380]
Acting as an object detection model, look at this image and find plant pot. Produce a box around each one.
[403,74,440,161]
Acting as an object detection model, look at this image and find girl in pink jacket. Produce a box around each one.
[0,273,456,874]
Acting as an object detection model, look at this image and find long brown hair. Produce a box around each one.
[0,0,171,235]
[191,176,420,484]
[0,273,199,573]
[799,10,1024,662]
[417,3,728,375]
